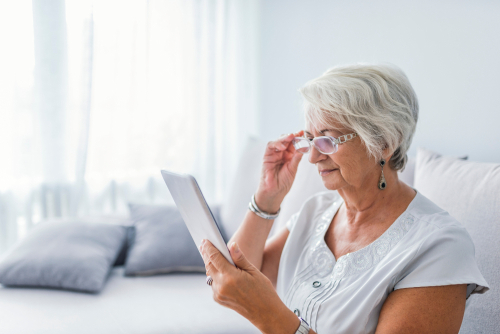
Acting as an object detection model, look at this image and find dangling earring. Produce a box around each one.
[378,159,387,190]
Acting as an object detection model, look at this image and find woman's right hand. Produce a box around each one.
[255,130,304,213]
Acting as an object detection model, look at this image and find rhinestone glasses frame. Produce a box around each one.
[293,133,357,154]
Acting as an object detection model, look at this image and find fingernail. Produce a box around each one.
[232,242,240,254]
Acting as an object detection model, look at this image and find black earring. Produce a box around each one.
[378,159,387,190]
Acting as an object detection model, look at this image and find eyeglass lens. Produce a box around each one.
[293,138,310,153]
[314,137,337,154]
[292,137,338,154]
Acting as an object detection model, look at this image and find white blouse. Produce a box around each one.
[276,191,489,334]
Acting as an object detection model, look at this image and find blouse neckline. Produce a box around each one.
[307,191,420,280]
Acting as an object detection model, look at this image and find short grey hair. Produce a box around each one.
[299,63,419,171]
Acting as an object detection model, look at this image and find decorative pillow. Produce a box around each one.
[0,221,127,293]
[272,154,328,234]
[414,148,500,333]
[125,204,223,276]
[113,226,134,266]
[64,215,134,267]
[398,156,416,187]
[221,137,267,238]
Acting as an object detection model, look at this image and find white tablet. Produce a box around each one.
[160,170,235,266]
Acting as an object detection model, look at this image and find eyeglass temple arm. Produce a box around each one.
[335,133,357,144]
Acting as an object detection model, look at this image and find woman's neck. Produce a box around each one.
[336,169,416,228]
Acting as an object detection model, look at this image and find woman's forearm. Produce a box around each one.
[229,131,303,271]
[228,209,275,270]
[250,297,316,334]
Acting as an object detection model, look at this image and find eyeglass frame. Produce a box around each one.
[293,132,357,155]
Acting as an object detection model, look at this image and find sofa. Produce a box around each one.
[0,139,498,334]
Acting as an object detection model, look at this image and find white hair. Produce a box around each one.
[299,63,419,171]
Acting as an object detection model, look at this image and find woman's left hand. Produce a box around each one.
[199,240,301,334]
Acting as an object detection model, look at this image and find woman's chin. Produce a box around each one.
[320,171,343,190]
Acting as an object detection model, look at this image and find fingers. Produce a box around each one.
[268,135,291,153]
[229,242,256,272]
[266,130,304,155]
[200,240,232,276]
[200,240,219,277]
[289,148,303,169]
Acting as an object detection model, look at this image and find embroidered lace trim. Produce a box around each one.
[308,202,416,280]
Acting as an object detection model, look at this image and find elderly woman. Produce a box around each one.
[199,64,488,334]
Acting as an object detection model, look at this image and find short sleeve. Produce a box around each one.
[285,212,300,231]
[394,226,489,298]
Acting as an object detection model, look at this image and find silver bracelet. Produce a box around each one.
[248,194,280,220]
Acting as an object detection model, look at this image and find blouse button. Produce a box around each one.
[312,281,321,288]
[294,309,300,316]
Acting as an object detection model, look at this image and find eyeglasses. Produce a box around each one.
[293,133,357,155]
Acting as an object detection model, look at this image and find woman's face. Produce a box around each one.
[305,121,381,191]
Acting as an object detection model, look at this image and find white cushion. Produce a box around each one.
[0,268,259,334]
[414,148,500,333]
[272,156,327,235]
[398,157,416,187]
[221,138,266,238]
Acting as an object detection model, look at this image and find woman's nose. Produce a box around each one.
[308,145,325,164]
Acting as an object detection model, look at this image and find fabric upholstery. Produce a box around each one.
[125,204,222,276]
[0,221,127,293]
[0,268,259,334]
[272,155,327,235]
[398,156,416,187]
[414,148,500,333]
[221,137,267,238]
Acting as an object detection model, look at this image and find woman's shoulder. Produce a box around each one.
[402,192,477,259]
[407,191,468,233]
[406,209,473,258]
[396,192,489,291]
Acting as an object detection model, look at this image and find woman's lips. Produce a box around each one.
[319,169,338,176]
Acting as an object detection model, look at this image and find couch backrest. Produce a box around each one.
[414,148,500,333]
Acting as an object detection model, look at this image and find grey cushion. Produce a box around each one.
[125,204,224,276]
[414,148,499,333]
[113,226,134,266]
[0,221,127,293]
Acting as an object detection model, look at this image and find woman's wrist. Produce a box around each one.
[252,300,301,334]
[254,191,283,214]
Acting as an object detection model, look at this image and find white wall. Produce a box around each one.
[259,0,500,162]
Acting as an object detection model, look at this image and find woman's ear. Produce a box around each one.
[381,145,394,165]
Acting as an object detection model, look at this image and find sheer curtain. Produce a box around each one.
[0,0,259,253]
